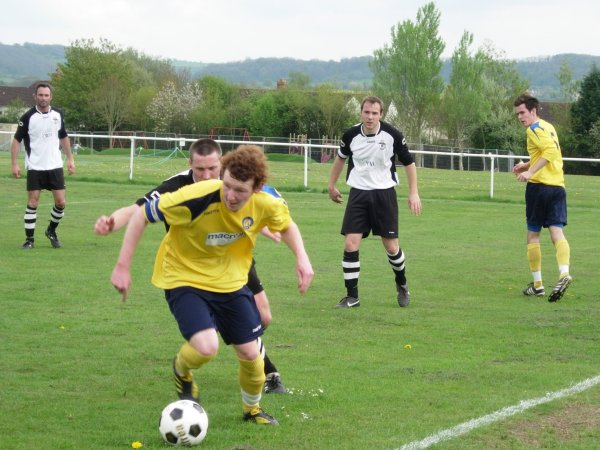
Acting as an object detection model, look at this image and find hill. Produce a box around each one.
[1,42,599,99]
[0,42,64,86]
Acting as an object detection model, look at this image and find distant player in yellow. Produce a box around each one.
[513,94,572,302]
[110,145,314,425]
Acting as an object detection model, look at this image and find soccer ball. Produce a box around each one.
[158,400,209,446]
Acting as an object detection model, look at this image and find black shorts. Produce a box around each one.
[341,187,398,238]
[525,182,567,229]
[27,168,65,191]
[246,259,264,295]
[164,286,262,345]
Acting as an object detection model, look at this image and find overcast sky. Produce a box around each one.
[2,0,599,63]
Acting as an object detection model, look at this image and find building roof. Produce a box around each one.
[0,85,33,107]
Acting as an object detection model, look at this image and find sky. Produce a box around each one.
[2,0,599,63]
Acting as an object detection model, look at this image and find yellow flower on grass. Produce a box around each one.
[131,441,143,449]
[404,344,412,350]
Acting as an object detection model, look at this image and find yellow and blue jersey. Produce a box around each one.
[526,119,565,187]
[144,180,291,293]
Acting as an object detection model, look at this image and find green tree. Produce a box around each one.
[0,98,26,123]
[371,2,445,145]
[52,38,135,131]
[51,39,179,132]
[247,91,284,137]
[191,76,246,134]
[281,80,320,138]
[442,31,489,149]
[93,74,130,140]
[315,84,354,140]
[556,59,580,102]
[469,44,528,152]
[569,64,600,172]
[128,86,158,131]
[247,74,321,139]
[288,72,311,90]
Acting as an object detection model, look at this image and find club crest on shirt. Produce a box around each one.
[242,217,254,230]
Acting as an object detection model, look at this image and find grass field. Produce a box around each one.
[1,152,598,450]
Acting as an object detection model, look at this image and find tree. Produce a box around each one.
[147,80,202,133]
[0,98,26,123]
[52,38,135,131]
[556,59,580,102]
[247,91,284,137]
[51,39,179,132]
[371,2,445,146]
[569,64,600,171]
[93,75,131,142]
[442,31,489,149]
[469,44,528,152]
[128,86,158,131]
[315,83,354,140]
[191,76,246,134]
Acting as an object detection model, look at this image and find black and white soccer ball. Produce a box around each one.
[158,400,208,446]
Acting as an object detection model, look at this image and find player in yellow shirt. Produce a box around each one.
[110,145,314,425]
[513,94,572,302]
[95,139,287,393]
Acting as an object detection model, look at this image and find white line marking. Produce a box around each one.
[397,374,600,450]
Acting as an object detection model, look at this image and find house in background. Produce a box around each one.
[0,84,34,118]
[0,84,35,149]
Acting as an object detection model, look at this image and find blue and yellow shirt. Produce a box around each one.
[526,119,565,187]
[144,180,291,292]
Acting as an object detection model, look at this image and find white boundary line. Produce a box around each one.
[397,374,600,450]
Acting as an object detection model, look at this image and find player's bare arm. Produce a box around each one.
[516,158,549,182]
[10,138,21,178]
[328,156,346,203]
[111,207,148,301]
[95,204,140,235]
[61,137,75,175]
[280,221,314,294]
[404,163,422,215]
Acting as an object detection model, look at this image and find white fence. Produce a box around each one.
[2,130,598,198]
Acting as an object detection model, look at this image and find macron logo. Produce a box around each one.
[205,231,244,246]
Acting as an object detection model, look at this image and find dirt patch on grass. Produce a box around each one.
[507,403,600,447]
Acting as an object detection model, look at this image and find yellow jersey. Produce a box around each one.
[526,119,565,187]
[144,180,291,292]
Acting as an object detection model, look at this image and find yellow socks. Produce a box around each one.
[175,341,214,378]
[527,243,543,287]
[239,355,265,410]
[554,238,570,277]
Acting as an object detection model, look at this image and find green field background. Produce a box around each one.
[0,152,598,449]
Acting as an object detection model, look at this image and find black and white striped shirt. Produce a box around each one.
[338,121,413,190]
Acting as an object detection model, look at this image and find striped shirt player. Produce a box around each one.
[10,82,75,249]
[513,94,572,302]
[328,95,422,309]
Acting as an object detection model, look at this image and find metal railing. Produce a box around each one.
[2,130,598,198]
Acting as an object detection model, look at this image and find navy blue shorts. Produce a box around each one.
[525,182,567,230]
[164,286,263,345]
[27,168,65,191]
[341,187,398,238]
